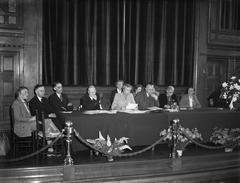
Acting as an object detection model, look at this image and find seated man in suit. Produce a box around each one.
[135,83,159,110]
[80,85,102,110]
[11,86,36,137]
[48,82,73,112]
[179,87,201,109]
[159,86,178,109]
[29,84,64,130]
[110,80,124,106]
[207,85,228,108]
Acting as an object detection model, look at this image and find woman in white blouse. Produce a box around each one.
[111,84,137,110]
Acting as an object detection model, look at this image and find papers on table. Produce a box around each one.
[118,110,150,114]
[179,108,187,110]
[147,106,163,111]
[126,103,138,110]
[60,111,73,114]
[83,110,117,115]
[83,109,149,114]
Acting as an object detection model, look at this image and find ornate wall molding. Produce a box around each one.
[0,0,23,29]
[208,0,240,46]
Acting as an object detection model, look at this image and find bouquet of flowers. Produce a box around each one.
[220,76,240,104]
[160,126,203,151]
[86,131,132,157]
[210,127,240,150]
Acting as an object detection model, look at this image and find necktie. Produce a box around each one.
[23,101,30,114]
[60,95,63,102]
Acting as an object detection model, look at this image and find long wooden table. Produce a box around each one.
[62,108,240,151]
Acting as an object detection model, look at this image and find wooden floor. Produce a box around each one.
[0,145,240,183]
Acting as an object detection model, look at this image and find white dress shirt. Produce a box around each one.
[56,93,62,101]
[117,88,122,93]
[37,96,42,102]
[189,96,193,108]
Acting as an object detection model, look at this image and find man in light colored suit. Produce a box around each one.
[11,87,36,137]
[179,88,201,109]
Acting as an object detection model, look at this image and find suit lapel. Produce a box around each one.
[55,93,63,103]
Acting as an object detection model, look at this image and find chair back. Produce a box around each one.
[9,105,16,149]
[35,110,46,146]
[9,105,15,134]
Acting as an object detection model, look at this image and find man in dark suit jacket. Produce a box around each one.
[80,85,102,110]
[135,83,159,110]
[110,80,124,107]
[48,82,73,113]
[207,86,228,108]
[159,86,178,108]
[29,84,64,130]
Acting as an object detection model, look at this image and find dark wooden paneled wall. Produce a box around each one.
[0,0,42,131]
[194,0,240,107]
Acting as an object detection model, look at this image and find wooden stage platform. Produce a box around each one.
[0,145,240,182]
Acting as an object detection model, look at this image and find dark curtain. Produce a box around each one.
[43,0,195,86]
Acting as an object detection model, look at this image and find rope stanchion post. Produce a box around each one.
[171,118,180,159]
[64,121,74,166]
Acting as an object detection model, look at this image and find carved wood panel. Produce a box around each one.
[208,0,240,46]
[206,56,228,98]
[0,51,19,128]
[205,55,240,101]
[0,0,22,29]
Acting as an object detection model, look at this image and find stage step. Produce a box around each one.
[0,152,239,182]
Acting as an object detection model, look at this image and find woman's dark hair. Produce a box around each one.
[134,84,143,91]
[15,86,28,99]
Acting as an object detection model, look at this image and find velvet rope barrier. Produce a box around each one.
[180,129,226,150]
[0,132,64,163]
[73,129,167,157]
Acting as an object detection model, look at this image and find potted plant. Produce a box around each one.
[160,126,203,157]
[220,76,240,110]
[210,127,240,152]
[86,131,132,161]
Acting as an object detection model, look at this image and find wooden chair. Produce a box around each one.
[9,106,35,157]
[35,111,65,158]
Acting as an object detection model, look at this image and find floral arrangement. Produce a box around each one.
[164,103,179,112]
[160,126,203,150]
[210,127,240,149]
[86,131,132,157]
[220,76,240,103]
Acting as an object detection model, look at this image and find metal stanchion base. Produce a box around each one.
[63,165,75,181]
[64,155,74,166]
